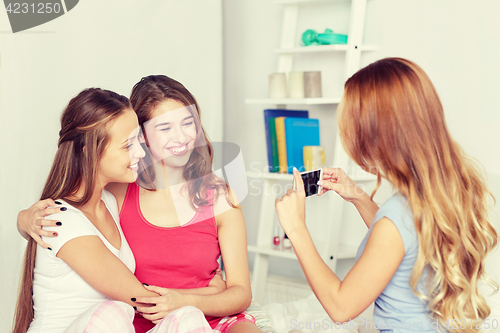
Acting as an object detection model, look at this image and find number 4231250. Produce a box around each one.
[6,3,62,14]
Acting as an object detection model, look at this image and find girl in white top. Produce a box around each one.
[13,88,213,333]
[29,190,135,333]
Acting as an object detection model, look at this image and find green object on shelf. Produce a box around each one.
[301,28,348,46]
[317,32,348,44]
[301,29,318,46]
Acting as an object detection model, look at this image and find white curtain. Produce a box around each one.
[0,1,223,331]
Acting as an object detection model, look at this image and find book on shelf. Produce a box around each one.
[263,109,308,172]
[268,118,280,172]
[275,117,288,174]
[284,117,320,173]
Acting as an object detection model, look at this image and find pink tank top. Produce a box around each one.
[119,182,221,332]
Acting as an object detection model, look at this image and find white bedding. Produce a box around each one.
[259,287,500,333]
[260,293,377,333]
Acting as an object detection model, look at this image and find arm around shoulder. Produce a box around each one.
[17,198,64,248]
[43,204,158,305]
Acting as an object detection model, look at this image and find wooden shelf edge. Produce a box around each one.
[248,245,297,259]
[274,45,377,54]
[248,243,358,260]
[245,97,341,105]
[274,45,347,53]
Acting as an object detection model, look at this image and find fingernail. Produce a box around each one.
[60,207,67,211]
[53,232,58,236]
[317,181,323,185]
[55,201,62,205]
[56,222,62,226]
[142,283,149,286]
[133,306,137,311]
[48,247,52,251]
[293,167,298,172]
[131,298,136,301]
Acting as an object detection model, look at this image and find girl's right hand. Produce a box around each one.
[318,167,367,203]
[17,199,64,249]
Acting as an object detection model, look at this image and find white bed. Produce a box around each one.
[247,294,378,333]
[249,287,500,333]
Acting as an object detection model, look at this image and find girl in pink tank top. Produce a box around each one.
[121,181,255,332]
[121,76,258,333]
[120,183,224,332]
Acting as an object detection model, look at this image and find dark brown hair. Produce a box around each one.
[13,88,131,333]
[130,75,235,210]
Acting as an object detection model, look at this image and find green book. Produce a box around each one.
[269,118,280,172]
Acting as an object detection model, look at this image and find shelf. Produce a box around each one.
[245,97,340,105]
[248,243,358,260]
[274,44,377,54]
[250,0,374,304]
[246,170,377,182]
[248,244,297,259]
[274,0,349,4]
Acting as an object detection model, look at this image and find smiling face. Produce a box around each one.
[98,108,145,184]
[143,99,198,169]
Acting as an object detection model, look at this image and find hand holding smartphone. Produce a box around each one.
[293,168,323,197]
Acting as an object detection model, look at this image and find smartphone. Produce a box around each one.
[293,168,323,197]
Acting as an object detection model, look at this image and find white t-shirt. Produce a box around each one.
[27,190,136,333]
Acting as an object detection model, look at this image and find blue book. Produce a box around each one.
[263,109,308,172]
[284,117,320,173]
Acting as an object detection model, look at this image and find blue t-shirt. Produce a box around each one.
[355,193,439,333]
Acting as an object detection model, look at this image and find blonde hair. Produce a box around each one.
[339,57,498,332]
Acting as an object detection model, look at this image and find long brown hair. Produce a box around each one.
[130,75,235,210]
[13,88,131,333]
[338,58,498,332]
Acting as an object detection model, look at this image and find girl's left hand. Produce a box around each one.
[134,285,185,324]
[275,168,307,237]
[208,268,227,293]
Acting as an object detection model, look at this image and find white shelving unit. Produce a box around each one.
[246,0,376,304]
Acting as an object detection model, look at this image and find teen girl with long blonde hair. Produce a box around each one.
[275,58,498,333]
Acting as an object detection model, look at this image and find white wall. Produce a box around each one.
[223,0,500,293]
[0,1,222,331]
